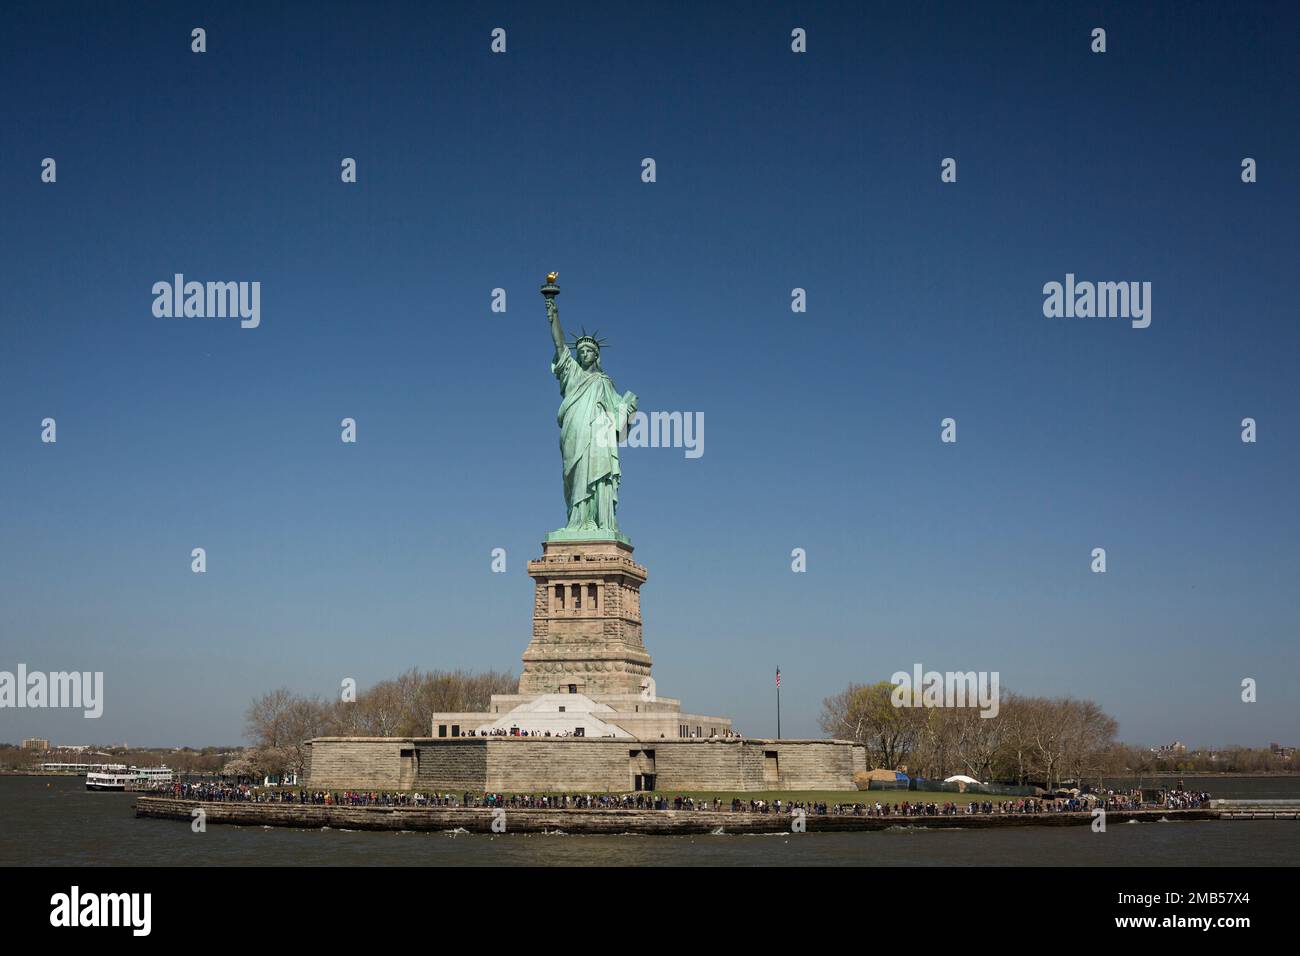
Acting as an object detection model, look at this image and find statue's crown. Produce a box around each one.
[568,326,609,351]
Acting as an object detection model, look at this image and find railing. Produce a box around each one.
[1211,799,1300,820]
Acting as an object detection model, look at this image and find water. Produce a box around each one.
[3,775,1297,866]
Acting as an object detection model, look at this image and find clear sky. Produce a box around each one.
[1,1,1297,749]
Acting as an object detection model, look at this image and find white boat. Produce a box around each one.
[85,766,174,792]
[85,770,134,791]
[130,766,174,787]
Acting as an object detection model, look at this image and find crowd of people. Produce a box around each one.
[716,798,1051,816]
[170,783,470,806]
[460,729,602,738]
[172,781,260,802]
[1162,789,1211,809]
[166,783,1212,814]
[446,728,746,739]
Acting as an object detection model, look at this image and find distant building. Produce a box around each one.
[41,762,128,772]
[21,738,50,751]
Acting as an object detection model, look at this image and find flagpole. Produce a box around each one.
[776,666,781,739]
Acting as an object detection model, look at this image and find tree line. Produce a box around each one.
[819,682,1121,790]
[236,668,515,780]
[232,671,1291,786]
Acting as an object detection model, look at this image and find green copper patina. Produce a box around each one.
[541,275,638,544]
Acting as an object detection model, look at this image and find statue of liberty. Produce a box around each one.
[540,274,638,540]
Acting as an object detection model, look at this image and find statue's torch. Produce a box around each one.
[541,272,560,324]
[541,271,560,299]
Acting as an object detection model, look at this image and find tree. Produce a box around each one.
[251,669,518,756]
[1027,696,1070,790]
[952,705,1006,782]
[245,688,328,777]
[819,681,922,770]
[993,693,1040,785]
[1060,698,1120,786]
[326,667,516,737]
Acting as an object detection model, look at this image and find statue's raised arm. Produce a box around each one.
[541,272,565,354]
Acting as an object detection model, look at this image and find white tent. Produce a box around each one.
[944,774,982,785]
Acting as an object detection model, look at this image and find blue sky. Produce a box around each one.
[1,1,1297,749]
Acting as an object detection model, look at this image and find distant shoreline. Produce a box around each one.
[1106,771,1300,778]
[0,770,89,776]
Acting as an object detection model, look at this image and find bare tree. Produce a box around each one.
[952,705,1005,782]
[819,681,922,770]
[245,688,296,751]
[995,693,1037,784]
[1027,696,1076,791]
[317,668,518,738]
[245,688,328,777]
[1060,698,1120,787]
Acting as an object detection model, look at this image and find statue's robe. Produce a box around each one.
[552,347,632,525]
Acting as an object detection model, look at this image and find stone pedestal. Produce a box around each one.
[519,538,653,696]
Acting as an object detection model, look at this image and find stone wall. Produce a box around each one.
[307,738,410,790]
[485,739,631,792]
[765,741,867,790]
[307,736,867,792]
[650,740,865,791]
[416,740,488,791]
[652,739,764,790]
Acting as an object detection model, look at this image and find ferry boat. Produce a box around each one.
[85,770,135,791]
[130,766,174,788]
[85,766,174,792]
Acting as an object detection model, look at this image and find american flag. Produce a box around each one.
[775,667,781,688]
